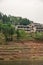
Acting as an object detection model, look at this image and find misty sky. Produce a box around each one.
[0,0,43,23]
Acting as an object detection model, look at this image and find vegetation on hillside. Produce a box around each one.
[0,12,32,25]
[0,12,43,44]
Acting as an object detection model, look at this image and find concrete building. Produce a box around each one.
[34,23,43,32]
[15,23,43,33]
[16,23,36,33]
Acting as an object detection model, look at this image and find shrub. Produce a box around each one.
[33,32,43,41]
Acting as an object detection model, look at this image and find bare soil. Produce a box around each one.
[0,40,43,61]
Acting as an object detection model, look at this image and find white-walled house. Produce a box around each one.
[15,23,36,33]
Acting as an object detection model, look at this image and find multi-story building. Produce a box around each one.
[16,23,36,33]
[34,23,43,32]
[15,23,43,33]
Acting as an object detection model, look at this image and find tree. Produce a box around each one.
[0,12,2,19]
[20,18,31,25]
[16,29,20,40]
[8,24,15,41]
[16,29,26,41]
[2,23,15,41]
[2,15,10,24]
[0,22,2,32]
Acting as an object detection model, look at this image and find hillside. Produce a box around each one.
[0,41,43,61]
[0,12,33,25]
[0,12,43,65]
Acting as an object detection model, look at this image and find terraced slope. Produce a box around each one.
[0,41,43,61]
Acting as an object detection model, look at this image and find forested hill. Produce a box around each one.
[0,12,33,25]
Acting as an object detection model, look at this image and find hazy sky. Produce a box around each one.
[0,0,43,23]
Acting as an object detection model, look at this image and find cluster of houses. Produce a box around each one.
[15,23,43,33]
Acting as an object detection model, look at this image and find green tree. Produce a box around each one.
[16,29,26,41]
[0,12,2,19]
[20,18,31,25]
[2,15,8,23]
[16,29,20,40]
[0,22,2,32]
[2,23,15,41]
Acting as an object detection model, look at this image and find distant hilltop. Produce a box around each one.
[0,12,33,25]
[0,12,43,33]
